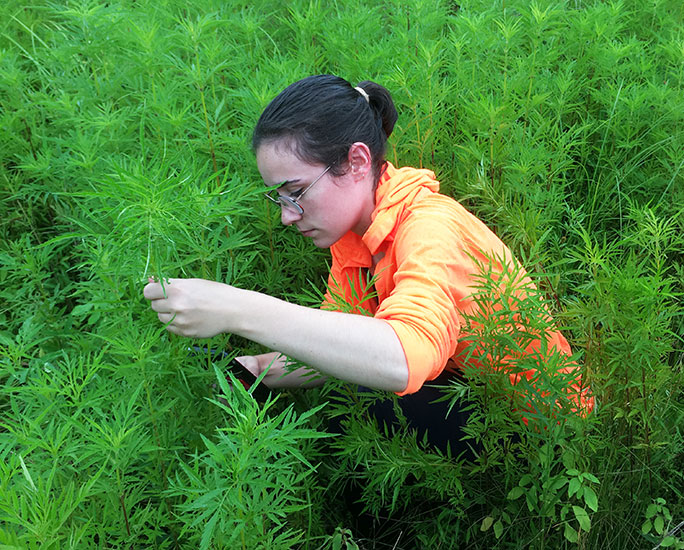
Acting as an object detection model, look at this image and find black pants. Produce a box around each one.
[333,369,475,456]
[330,370,474,542]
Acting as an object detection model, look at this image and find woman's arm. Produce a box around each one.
[143,279,408,392]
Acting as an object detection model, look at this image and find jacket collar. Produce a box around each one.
[331,162,440,269]
[362,162,440,255]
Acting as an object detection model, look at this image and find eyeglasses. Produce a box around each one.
[264,165,332,216]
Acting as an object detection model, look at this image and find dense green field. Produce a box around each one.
[1,0,682,548]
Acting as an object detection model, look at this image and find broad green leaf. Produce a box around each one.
[583,485,598,512]
[564,523,578,543]
[526,486,538,512]
[561,505,569,521]
[584,473,600,484]
[508,486,524,500]
[642,519,653,534]
[494,519,503,539]
[519,474,533,487]
[654,516,664,535]
[573,506,591,532]
[568,478,581,498]
[481,516,494,531]
[562,452,576,471]
[552,477,569,492]
[71,303,94,316]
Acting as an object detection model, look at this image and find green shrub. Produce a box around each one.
[1,0,682,548]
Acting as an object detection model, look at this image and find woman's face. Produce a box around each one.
[256,140,374,249]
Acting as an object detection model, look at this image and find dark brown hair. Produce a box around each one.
[252,75,398,180]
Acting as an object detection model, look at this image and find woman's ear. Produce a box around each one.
[347,142,373,181]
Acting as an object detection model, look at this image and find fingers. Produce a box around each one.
[143,281,166,300]
[143,279,181,333]
[149,299,171,313]
[158,312,186,336]
[143,277,221,338]
[165,323,183,336]
[156,312,175,325]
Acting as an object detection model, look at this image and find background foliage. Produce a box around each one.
[1,0,682,548]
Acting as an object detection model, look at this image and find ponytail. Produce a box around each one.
[252,75,398,180]
[357,80,398,142]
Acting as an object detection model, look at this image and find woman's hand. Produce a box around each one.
[143,278,238,338]
[236,352,327,388]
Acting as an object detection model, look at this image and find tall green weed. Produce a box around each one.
[1,0,682,548]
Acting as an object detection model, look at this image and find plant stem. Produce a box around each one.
[194,49,220,190]
[22,118,38,160]
[120,492,131,536]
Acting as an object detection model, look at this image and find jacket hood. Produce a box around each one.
[362,162,440,254]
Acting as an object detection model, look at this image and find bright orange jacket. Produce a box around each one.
[322,162,593,414]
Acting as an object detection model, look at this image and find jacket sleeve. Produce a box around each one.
[374,197,504,395]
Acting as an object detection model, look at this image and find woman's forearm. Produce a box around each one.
[232,288,408,392]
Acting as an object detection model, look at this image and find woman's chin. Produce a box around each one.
[310,233,336,249]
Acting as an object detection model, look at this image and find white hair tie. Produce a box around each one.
[354,86,370,103]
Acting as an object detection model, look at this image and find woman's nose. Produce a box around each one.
[280,206,302,226]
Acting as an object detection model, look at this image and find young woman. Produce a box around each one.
[143,75,592,447]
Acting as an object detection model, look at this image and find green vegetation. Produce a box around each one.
[1,0,682,548]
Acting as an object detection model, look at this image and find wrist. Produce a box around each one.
[220,285,265,336]
[210,282,242,335]
[230,288,273,339]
